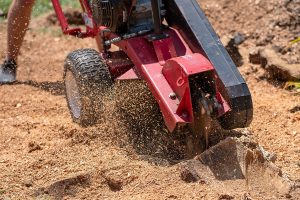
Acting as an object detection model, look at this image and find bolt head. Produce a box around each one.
[169,92,177,100]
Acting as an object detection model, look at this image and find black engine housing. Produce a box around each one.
[90,0,164,33]
[90,0,130,33]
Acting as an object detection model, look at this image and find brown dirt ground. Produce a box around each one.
[0,1,300,199]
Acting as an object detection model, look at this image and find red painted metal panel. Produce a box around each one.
[162,54,215,123]
[142,63,186,131]
[152,37,177,64]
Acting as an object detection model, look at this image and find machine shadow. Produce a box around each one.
[13,80,65,96]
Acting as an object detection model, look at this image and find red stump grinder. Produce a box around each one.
[51,0,253,153]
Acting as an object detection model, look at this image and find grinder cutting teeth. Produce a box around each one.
[52,0,253,156]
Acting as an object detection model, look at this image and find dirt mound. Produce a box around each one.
[46,8,84,26]
[31,137,300,200]
[200,0,300,64]
[179,137,299,199]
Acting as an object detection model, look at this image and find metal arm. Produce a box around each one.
[151,0,162,34]
[51,0,96,38]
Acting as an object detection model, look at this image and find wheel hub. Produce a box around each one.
[65,70,82,119]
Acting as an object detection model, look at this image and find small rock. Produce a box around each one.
[221,34,244,67]
[23,180,33,187]
[105,176,123,191]
[259,146,277,162]
[290,106,300,113]
[28,141,42,153]
[285,194,292,199]
[241,129,252,136]
[233,32,246,45]
[167,195,178,199]
[219,194,234,200]
[102,170,137,192]
[179,165,200,183]
[249,47,263,65]
[260,48,300,81]
[242,193,252,200]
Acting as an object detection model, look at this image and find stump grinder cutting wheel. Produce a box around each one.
[51,0,253,155]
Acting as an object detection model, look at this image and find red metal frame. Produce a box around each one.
[51,0,231,132]
[51,0,97,38]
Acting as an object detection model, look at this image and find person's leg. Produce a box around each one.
[7,0,35,61]
[0,0,35,83]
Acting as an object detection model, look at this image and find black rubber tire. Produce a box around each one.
[64,48,113,126]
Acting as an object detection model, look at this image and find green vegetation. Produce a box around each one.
[0,0,11,14]
[285,81,300,93]
[0,0,80,16]
[291,37,300,44]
